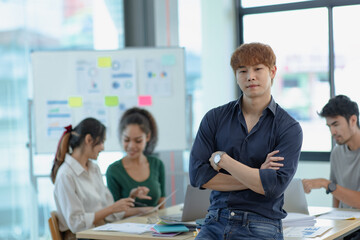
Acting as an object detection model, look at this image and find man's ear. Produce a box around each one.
[270,65,277,85]
[350,115,358,127]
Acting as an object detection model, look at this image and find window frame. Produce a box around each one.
[235,0,360,161]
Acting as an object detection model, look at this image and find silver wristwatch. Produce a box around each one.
[214,152,225,166]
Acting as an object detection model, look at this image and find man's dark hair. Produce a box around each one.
[319,95,359,127]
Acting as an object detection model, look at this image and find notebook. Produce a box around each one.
[152,224,189,233]
[283,178,309,215]
[160,184,211,222]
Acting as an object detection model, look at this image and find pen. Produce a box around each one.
[134,202,148,207]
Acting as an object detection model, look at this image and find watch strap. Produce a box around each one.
[326,182,336,194]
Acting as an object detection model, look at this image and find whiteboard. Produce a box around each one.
[31,47,187,154]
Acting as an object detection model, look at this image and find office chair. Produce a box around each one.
[48,211,63,240]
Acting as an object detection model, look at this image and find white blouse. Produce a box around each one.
[54,154,124,233]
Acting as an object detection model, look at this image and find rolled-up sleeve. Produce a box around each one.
[260,120,303,199]
[189,110,218,187]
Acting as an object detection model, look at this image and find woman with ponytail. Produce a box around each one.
[106,107,166,210]
[52,118,152,239]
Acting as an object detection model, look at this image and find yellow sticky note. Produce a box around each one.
[68,97,83,107]
[105,96,119,107]
[98,57,112,68]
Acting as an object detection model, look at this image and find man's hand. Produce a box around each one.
[302,178,330,193]
[260,150,284,170]
[129,186,152,200]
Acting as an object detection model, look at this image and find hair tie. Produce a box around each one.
[54,124,72,163]
[51,124,73,183]
[64,124,72,133]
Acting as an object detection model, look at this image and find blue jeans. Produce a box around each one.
[195,209,283,240]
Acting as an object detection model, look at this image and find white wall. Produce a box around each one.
[200,0,237,113]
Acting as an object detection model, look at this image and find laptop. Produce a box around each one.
[160,184,211,222]
[283,178,309,215]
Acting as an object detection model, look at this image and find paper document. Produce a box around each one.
[283,212,316,227]
[317,209,360,220]
[284,226,332,238]
[93,223,153,234]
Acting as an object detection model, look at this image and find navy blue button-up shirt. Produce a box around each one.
[189,96,303,220]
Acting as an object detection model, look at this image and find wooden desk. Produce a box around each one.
[77,206,360,240]
[76,205,195,240]
[284,207,360,240]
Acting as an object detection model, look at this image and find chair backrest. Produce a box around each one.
[48,211,63,240]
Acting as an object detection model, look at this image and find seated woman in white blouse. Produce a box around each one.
[51,118,152,240]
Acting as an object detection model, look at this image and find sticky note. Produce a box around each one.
[98,57,112,68]
[138,95,152,106]
[68,97,83,107]
[105,96,119,107]
[161,55,176,66]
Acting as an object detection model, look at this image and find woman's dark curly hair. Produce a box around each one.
[119,107,158,155]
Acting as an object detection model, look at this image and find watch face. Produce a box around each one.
[214,154,221,165]
[329,182,337,192]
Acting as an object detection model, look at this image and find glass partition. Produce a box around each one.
[0,0,125,239]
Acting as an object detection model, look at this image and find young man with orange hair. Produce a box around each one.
[190,42,303,240]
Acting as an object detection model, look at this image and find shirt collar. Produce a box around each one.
[234,95,276,116]
[65,153,92,176]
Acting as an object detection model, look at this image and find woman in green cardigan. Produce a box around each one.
[106,107,166,214]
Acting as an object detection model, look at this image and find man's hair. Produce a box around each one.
[319,95,360,127]
[230,42,276,73]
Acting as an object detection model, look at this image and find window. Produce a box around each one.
[333,5,360,103]
[237,1,360,158]
[0,0,124,239]
[243,8,331,152]
[241,0,313,8]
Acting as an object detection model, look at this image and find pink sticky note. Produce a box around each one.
[138,95,152,106]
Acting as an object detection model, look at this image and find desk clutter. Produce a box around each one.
[151,220,189,237]
[282,208,360,238]
[92,219,197,237]
[93,223,153,234]
[78,204,360,240]
[283,212,316,227]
